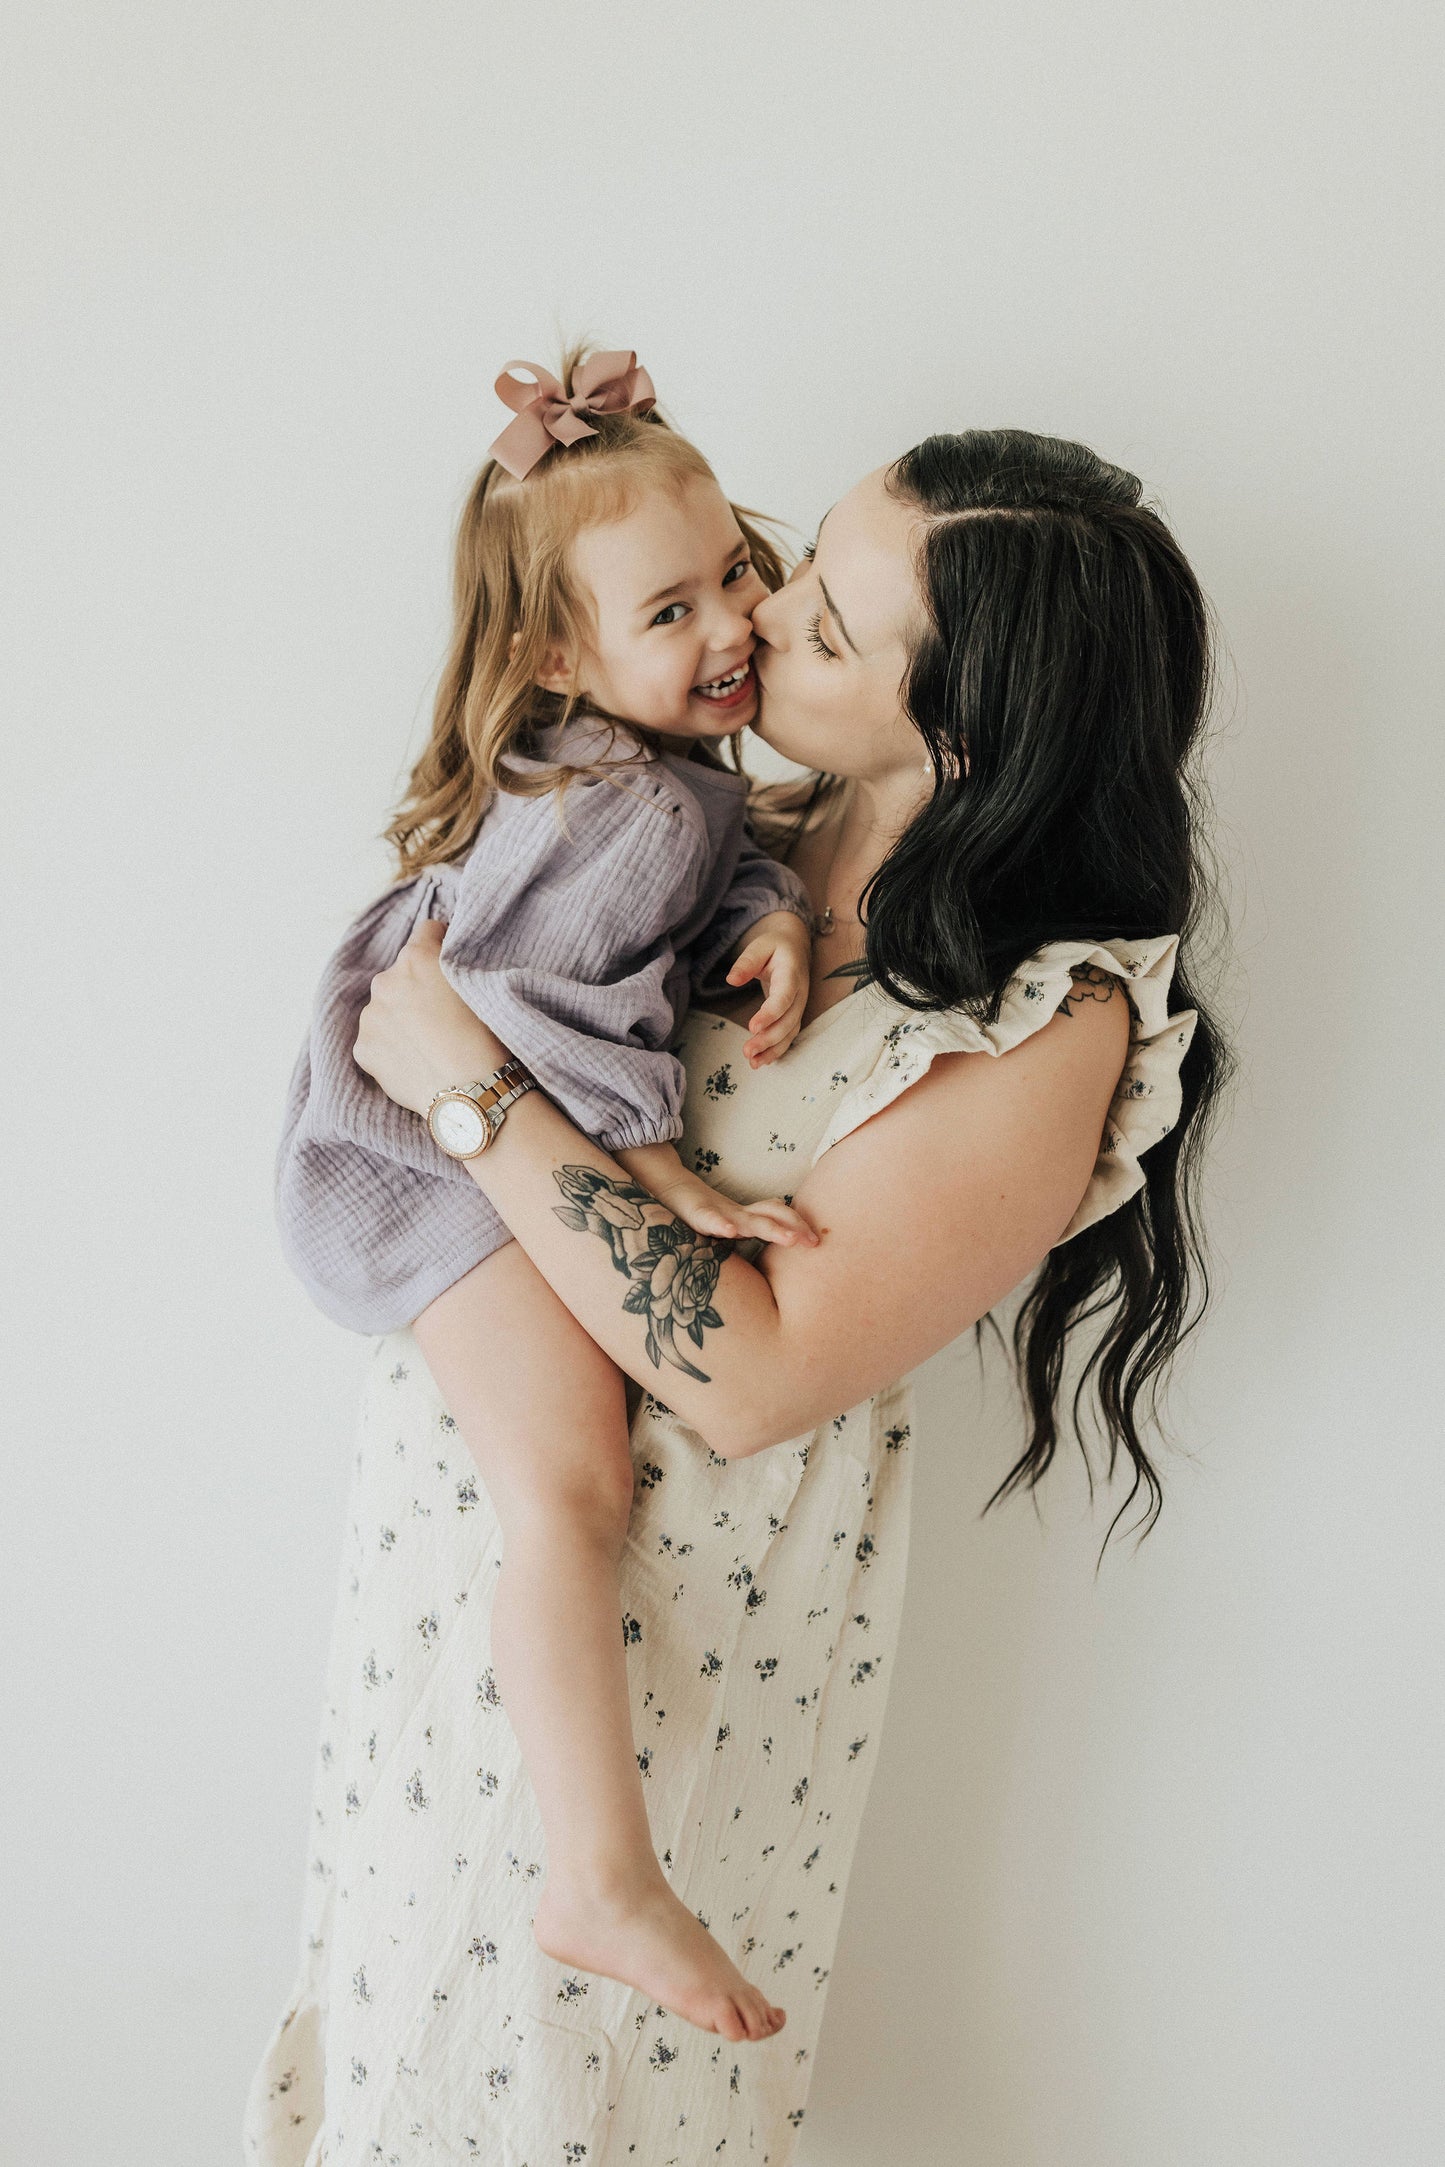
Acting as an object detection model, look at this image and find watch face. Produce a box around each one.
[429,1094,488,1157]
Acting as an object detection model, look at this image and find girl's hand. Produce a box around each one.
[725,910,812,1067]
[662,1171,820,1250]
[684,1187,818,1256]
[354,919,508,1115]
[615,1141,821,1249]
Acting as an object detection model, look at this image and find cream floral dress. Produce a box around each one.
[245,936,1195,2167]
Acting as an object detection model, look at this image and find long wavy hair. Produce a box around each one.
[760,430,1231,1551]
[385,346,786,879]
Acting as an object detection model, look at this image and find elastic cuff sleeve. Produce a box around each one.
[592,1113,687,1153]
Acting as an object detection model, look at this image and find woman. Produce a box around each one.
[245,430,1224,2164]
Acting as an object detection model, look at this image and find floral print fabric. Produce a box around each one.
[244,937,1192,2165]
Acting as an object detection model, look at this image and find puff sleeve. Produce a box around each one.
[686,822,815,1003]
[404,763,711,1154]
[809,935,1197,1243]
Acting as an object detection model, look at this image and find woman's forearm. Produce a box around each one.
[460,1085,800,1456]
[347,918,823,1449]
[352,920,1100,1451]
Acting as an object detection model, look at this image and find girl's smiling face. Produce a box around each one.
[541,474,768,747]
[748,465,925,783]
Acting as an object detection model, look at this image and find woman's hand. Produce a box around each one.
[354,919,509,1115]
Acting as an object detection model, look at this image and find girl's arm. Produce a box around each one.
[357,923,1130,1458]
[685,822,814,1007]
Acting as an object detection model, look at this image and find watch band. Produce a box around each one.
[469,1057,535,1119]
[426,1058,539,1160]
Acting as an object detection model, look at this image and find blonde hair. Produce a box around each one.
[384,348,789,879]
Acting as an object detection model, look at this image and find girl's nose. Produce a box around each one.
[750,586,782,646]
[706,590,757,655]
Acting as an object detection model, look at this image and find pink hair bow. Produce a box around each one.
[488,350,657,479]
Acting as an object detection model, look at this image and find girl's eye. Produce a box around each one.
[651,602,689,627]
[722,557,753,587]
[805,611,838,662]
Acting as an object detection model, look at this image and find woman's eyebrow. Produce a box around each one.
[818,576,860,656]
[809,505,834,555]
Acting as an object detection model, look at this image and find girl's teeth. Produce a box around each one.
[696,665,749,699]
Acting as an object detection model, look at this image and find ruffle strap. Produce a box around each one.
[809,936,1197,1244]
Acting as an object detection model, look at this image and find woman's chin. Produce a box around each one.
[746,684,801,764]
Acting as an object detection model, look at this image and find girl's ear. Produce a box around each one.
[532,645,576,696]
[510,627,576,697]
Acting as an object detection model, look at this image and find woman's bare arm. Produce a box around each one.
[356,924,1130,1458]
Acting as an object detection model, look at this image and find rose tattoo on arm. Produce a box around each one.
[551,1165,731,1383]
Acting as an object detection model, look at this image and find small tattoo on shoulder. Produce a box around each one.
[1055,964,1118,1018]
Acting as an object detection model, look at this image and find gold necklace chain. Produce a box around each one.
[811,812,862,940]
[808,766,932,939]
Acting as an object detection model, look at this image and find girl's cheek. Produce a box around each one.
[670,644,702,697]
[630,649,675,710]
[647,654,694,719]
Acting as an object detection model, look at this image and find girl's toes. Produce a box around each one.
[716,2000,748,2043]
[741,1992,777,2041]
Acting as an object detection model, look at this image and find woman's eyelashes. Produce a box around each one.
[796,545,839,657]
[805,612,838,661]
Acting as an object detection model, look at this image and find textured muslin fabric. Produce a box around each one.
[275,715,812,1335]
[245,936,1192,2166]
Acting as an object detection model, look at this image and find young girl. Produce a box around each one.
[277,349,817,2045]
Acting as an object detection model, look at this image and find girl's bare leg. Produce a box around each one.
[412,1243,786,2045]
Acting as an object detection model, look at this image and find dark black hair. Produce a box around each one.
[784,429,1231,1552]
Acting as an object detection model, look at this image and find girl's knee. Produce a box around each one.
[509,1443,636,1549]
[579,1448,639,1539]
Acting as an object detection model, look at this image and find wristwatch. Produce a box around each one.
[426,1057,539,1160]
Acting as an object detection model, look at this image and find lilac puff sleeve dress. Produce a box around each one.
[275,714,812,1334]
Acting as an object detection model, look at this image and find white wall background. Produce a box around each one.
[4,5,1442,2162]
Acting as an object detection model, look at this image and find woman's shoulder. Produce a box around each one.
[811,936,1197,1244]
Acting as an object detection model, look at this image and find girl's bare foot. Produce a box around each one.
[533,1870,786,2043]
